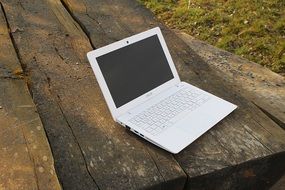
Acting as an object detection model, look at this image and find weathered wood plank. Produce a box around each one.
[186,151,285,190]
[2,0,187,189]
[0,79,62,190]
[177,32,285,129]
[0,4,61,190]
[270,174,285,190]
[46,1,187,189]
[59,0,285,188]
[0,80,38,190]
[1,1,99,189]
[0,3,23,79]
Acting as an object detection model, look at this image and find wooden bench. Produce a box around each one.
[0,0,284,189]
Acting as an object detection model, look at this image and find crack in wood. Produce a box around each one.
[0,3,27,74]
[252,101,285,130]
[3,0,283,188]
[54,47,65,61]
[0,76,23,80]
[59,0,95,49]
[17,1,25,10]
[0,3,41,188]
[145,148,165,188]
[55,95,101,190]
[30,55,99,189]
[243,125,274,153]
[19,122,41,190]
[32,57,99,188]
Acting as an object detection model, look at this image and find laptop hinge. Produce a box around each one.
[116,81,183,120]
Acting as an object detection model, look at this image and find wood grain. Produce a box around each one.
[0,4,61,189]
[178,32,285,129]
[0,3,23,79]
[1,0,284,189]
[270,173,285,190]
[1,0,99,189]
[59,0,285,188]
[1,0,186,189]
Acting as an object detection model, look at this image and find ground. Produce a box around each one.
[138,0,285,74]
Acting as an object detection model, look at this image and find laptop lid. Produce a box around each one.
[87,27,180,120]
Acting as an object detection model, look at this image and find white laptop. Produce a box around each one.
[87,27,237,154]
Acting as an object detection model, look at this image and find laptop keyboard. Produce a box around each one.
[129,88,210,136]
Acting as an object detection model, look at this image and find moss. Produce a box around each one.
[138,0,285,73]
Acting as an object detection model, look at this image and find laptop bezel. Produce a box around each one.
[87,27,180,120]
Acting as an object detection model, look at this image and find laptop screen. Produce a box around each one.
[97,35,174,108]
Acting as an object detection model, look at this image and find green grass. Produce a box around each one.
[139,0,285,73]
